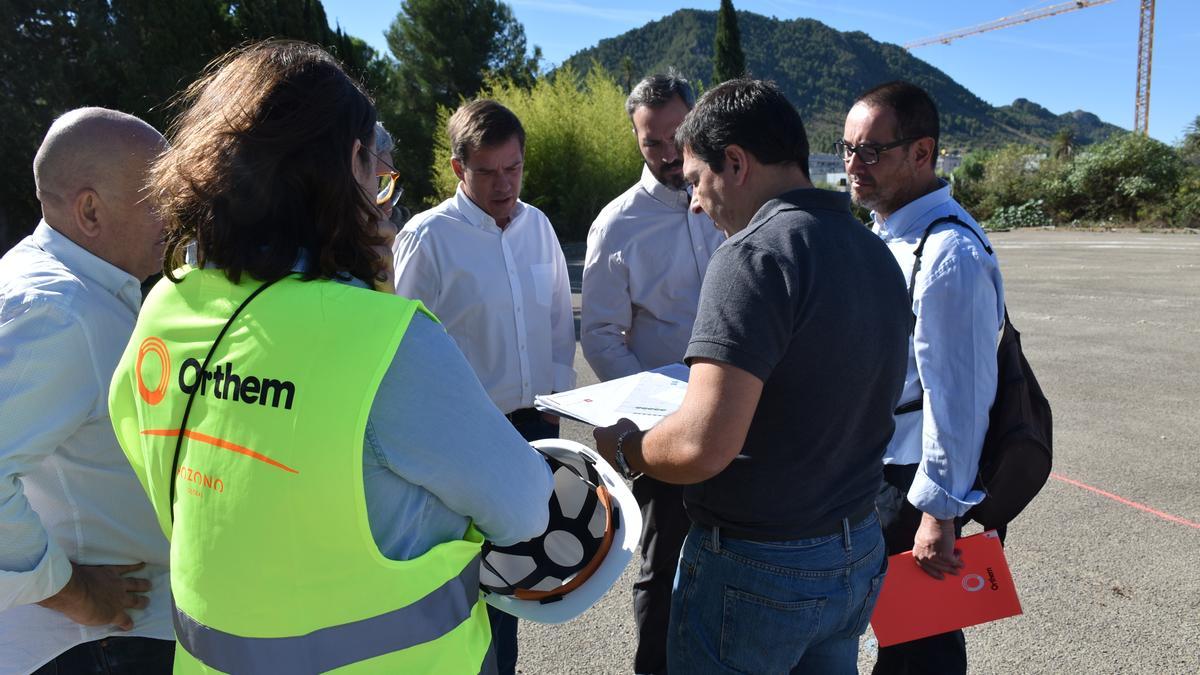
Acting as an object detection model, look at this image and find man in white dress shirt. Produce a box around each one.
[392,99,575,675]
[581,72,725,675]
[0,108,173,674]
[841,81,1006,675]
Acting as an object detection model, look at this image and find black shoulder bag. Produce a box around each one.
[897,215,1053,529]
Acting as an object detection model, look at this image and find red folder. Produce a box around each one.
[869,530,1022,647]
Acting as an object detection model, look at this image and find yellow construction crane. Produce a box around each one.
[904,0,1156,135]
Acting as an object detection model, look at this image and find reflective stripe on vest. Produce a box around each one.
[174,554,481,674]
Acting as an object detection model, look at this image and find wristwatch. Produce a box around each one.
[614,428,642,480]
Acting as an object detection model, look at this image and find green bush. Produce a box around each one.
[950,145,1048,222]
[1043,133,1184,224]
[1168,168,1200,227]
[432,64,642,241]
[987,199,1053,229]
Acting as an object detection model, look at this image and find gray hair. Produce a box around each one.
[625,71,695,117]
[374,121,394,155]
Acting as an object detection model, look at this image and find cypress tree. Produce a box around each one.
[712,0,745,85]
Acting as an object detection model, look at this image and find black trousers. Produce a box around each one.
[872,463,967,675]
[32,637,174,675]
[631,475,691,675]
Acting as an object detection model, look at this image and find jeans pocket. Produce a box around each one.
[850,555,888,637]
[720,587,824,674]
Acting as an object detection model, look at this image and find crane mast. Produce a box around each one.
[1133,0,1155,135]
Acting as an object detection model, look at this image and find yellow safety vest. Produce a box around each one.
[110,268,492,674]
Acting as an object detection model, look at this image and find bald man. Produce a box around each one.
[0,108,174,675]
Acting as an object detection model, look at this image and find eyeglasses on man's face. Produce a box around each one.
[834,137,920,165]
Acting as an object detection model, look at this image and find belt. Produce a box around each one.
[704,500,877,543]
[504,407,543,424]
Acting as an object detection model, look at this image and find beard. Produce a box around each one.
[650,159,686,190]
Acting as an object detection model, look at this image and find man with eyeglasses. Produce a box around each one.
[392,99,575,675]
[841,81,1006,675]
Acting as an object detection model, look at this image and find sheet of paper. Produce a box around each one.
[534,363,689,431]
[869,530,1023,647]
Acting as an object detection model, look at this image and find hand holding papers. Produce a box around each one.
[534,363,689,431]
[870,530,1023,647]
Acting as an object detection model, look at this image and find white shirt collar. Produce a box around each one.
[873,180,953,239]
[638,165,690,210]
[33,220,141,311]
[453,184,526,232]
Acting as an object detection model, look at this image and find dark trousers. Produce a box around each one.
[631,475,690,675]
[872,463,967,675]
[486,408,560,675]
[32,637,174,675]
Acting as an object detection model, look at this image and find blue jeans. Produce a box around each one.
[31,637,174,674]
[668,513,887,674]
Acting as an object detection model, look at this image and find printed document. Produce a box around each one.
[534,363,689,430]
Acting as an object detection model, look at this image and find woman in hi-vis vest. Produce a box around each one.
[108,40,554,675]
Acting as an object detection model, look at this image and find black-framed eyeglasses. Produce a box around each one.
[365,147,403,207]
[834,137,921,165]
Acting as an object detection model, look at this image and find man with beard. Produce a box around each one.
[581,71,724,675]
[841,81,1005,675]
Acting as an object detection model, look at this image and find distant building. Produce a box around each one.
[823,172,849,191]
[937,154,963,175]
[809,153,843,180]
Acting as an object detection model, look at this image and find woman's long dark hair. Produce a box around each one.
[152,40,384,285]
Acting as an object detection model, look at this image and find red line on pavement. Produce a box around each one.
[1051,472,1200,530]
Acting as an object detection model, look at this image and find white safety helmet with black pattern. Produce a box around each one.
[480,438,641,624]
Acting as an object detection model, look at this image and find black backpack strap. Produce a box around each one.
[906,215,993,313]
[895,214,995,415]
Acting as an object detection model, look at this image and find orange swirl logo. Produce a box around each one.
[136,337,171,405]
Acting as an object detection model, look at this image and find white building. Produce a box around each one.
[809,152,844,180]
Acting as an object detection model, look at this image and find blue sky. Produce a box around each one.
[323,0,1197,144]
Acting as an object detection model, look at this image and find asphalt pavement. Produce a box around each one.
[516,229,1200,674]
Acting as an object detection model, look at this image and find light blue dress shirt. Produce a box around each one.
[873,184,1006,520]
[582,165,726,381]
[362,310,555,557]
[0,222,172,674]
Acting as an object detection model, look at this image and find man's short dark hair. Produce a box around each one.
[626,71,695,117]
[675,78,809,179]
[855,81,940,167]
[447,99,526,162]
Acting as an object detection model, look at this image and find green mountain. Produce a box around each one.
[562,9,1124,154]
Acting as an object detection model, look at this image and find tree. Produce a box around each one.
[1051,128,1075,161]
[432,66,641,239]
[384,0,541,203]
[620,55,635,93]
[1180,115,1200,166]
[0,0,390,252]
[712,0,745,85]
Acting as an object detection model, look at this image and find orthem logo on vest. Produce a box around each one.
[136,337,171,405]
[178,358,296,410]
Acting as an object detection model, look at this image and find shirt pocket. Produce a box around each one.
[529,263,554,306]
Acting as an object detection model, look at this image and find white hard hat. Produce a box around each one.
[481,438,641,624]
